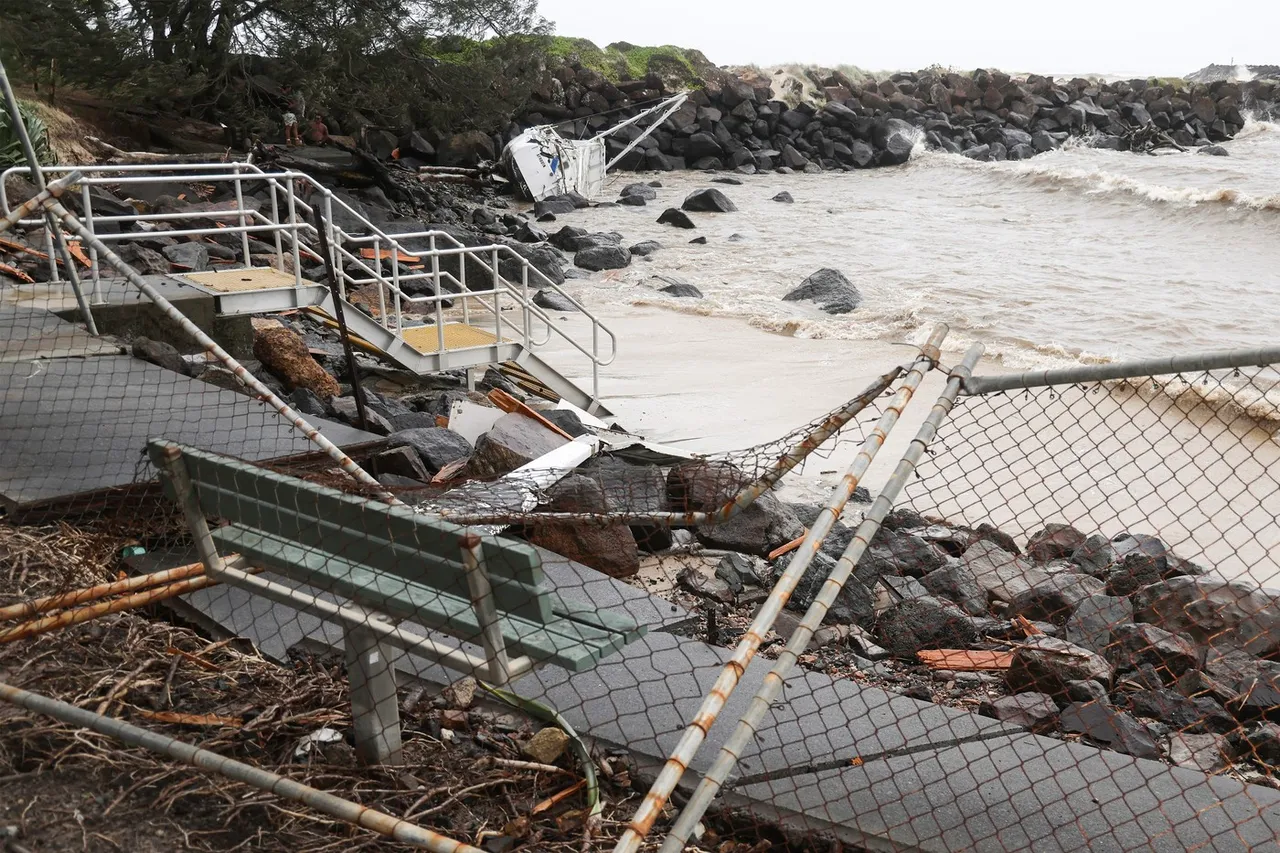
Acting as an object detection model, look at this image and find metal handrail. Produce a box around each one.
[3,162,617,401]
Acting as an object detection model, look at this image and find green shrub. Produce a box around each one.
[0,100,51,167]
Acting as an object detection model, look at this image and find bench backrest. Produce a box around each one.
[147,440,552,622]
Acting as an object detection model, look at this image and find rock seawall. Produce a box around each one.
[472,65,1278,172]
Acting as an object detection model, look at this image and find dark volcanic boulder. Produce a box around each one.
[1007,635,1113,701]
[681,188,738,213]
[620,182,658,201]
[657,208,696,229]
[132,337,188,375]
[1007,572,1105,625]
[874,118,918,165]
[980,693,1059,731]
[574,244,631,271]
[787,551,875,626]
[162,242,210,272]
[1064,593,1134,655]
[527,475,639,578]
[875,595,977,658]
[1134,576,1280,657]
[469,412,568,478]
[782,268,861,314]
[962,539,1052,605]
[1108,622,1198,683]
[657,278,703,298]
[922,560,988,615]
[1060,701,1160,759]
[533,289,579,312]
[387,427,472,473]
[629,240,662,257]
[696,491,804,558]
[1026,523,1087,563]
[772,191,795,203]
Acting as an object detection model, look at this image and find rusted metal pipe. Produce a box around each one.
[612,325,948,853]
[0,58,97,333]
[0,562,204,623]
[439,368,904,527]
[655,342,985,853]
[33,195,394,500]
[0,572,233,644]
[0,680,484,852]
[0,171,82,235]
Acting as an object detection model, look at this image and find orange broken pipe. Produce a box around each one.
[359,247,417,264]
[917,649,1014,671]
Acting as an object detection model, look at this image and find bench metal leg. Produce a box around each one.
[461,534,511,686]
[343,621,403,766]
[157,445,227,579]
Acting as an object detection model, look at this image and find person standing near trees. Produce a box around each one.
[281,84,305,147]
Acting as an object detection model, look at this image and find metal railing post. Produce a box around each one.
[432,235,446,364]
[285,178,301,276]
[374,236,388,328]
[613,326,949,853]
[270,181,284,271]
[491,247,501,341]
[521,262,531,347]
[232,162,252,273]
[391,242,402,331]
[655,341,986,853]
[79,182,102,303]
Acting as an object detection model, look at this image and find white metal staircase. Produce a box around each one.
[1,161,616,415]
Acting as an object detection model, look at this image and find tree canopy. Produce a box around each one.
[0,0,553,132]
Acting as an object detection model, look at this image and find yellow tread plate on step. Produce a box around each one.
[400,323,505,354]
[183,268,300,292]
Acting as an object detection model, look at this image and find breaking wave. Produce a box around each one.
[1007,164,1280,211]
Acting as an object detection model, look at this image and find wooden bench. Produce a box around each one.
[149,439,645,764]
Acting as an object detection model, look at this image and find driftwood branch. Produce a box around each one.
[84,136,231,165]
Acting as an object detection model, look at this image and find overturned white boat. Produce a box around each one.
[500,93,688,201]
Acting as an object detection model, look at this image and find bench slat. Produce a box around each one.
[192,477,551,622]
[212,525,645,672]
[151,442,543,588]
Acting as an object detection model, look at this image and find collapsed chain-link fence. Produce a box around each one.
[5,69,1280,853]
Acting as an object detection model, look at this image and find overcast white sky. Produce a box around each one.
[536,0,1278,78]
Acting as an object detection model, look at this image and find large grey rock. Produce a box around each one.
[1071,533,1117,577]
[620,183,658,201]
[874,118,918,165]
[1026,523,1087,563]
[980,692,1059,731]
[131,337,188,375]
[696,490,804,558]
[550,225,588,252]
[574,244,631,271]
[653,275,702,298]
[387,427,472,473]
[1064,593,1134,655]
[372,446,431,482]
[116,243,171,276]
[1126,688,1234,733]
[1134,576,1280,657]
[1060,701,1161,760]
[874,595,977,658]
[858,528,948,580]
[782,268,862,315]
[681,188,738,213]
[1007,635,1114,701]
[1167,732,1232,773]
[162,241,211,271]
[528,475,638,579]
[922,560,988,615]
[1202,649,1280,715]
[1246,722,1280,764]
[1105,553,1166,597]
[962,539,1053,606]
[629,240,662,257]
[657,208,696,229]
[1008,572,1105,625]
[468,413,568,478]
[789,551,875,626]
[577,457,671,552]
[1108,622,1199,683]
[533,289,580,312]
